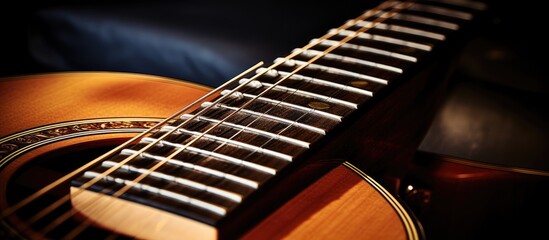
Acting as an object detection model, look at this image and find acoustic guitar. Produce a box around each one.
[0,0,486,239]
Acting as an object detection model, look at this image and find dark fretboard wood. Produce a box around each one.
[70,0,487,238]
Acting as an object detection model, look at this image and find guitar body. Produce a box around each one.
[0,72,420,239]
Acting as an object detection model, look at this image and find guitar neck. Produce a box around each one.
[70,0,487,238]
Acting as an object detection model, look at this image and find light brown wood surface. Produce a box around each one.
[243,163,419,240]
[0,72,211,136]
[0,72,419,239]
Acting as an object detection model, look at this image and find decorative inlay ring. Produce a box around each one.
[0,118,163,169]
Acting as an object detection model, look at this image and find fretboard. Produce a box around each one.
[71,0,486,237]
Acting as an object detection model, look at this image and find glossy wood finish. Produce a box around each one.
[0,72,211,137]
[399,152,549,240]
[53,1,487,235]
[0,72,211,239]
[243,162,419,240]
[0,0,488,238]
[0,72,417,239]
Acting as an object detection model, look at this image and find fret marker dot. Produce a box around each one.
[351,81,369,88]
[308,101,330,110]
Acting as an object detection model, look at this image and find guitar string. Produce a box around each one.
[3,0,476,222]
[231,4,417,163]
[24,0,406,237]
[163,0,410,173]
[0,61,265,230]
[176,1,413,188]
[44,1,413,238]
[85,0,479,237]
[2,0,408,238]
[58,1,415,238]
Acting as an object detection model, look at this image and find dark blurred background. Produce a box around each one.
[1,1,547,239]
[0,0,378,85]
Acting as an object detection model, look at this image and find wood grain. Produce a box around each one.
[242,163,418,240]
[0,72,418,239]
[0,72,211,137]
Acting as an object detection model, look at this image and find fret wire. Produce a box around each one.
[24,1,419,237]
[75,0,403,193]
[268,0,402,65]
[81,1,480,240]
[224,87,344,119]
[106,1,408,208]
[294,48,403,73]
[4,61,266,226]
[41,67,280,240]
[51,0,488,238]
[51,4,415,239]
[255,68,374,96]
[276,57,390,85]
[180,114,310,148]
[140,137,277,175]
[380,10,460,30]
[192,1,428,205]
[160,125,293,161]
[120,148,259,188]
[109,1,409,193]
[105,0,409,199]
[101,161,243,202]
[237,2,416,170]
[184,0,403,134]
[82,171,227,216]
[255,81,359,109]
[352,20,446,40]
[6,1,484,238]
[312,38,417,62]
[32,59,263,234]
[186,0,464,225]
[334,29,433,51]
[57,63,279,234]
[201,101,327,135]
